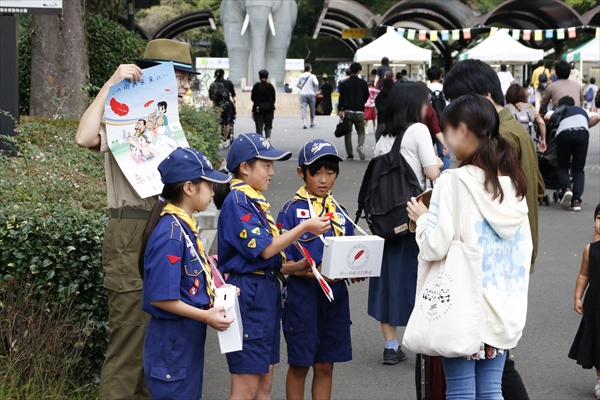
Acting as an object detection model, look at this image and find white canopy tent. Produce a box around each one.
[355,31,432,65]
[563,38,600,63]
[458,30,544,63]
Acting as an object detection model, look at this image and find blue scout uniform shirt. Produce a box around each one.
[143,216,210,319]
[277,198,355,270]
[218,189,283,274]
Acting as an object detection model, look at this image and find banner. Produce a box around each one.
[463,28,471,40]
[523,30,531,40]
[557,28,565,40]
[430,30,438,41]
[441,30,449,41]
[545,29,553,39]
[452,29,460,41]
[419,30,427,41]
[512,29,520,40]
[407,29,416,40]
[568,27,576,38]
[534,30,543,41]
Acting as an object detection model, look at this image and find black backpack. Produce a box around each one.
[211,82,230,106]
[548,104,567,130]
[355,123,422,239]
[538,73,549,91]
[429,89,446,121]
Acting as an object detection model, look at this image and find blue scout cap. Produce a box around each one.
[159,147,231,184]
[298,139,343,166]
[226,133,292,171]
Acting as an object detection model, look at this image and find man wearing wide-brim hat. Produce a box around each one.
[75,39,200,400]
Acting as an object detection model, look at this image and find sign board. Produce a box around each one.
[342,28,366,39]
[196,57,230,70]
[0,0,62,14]
[285,58,304,71]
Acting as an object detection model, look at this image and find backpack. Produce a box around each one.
[211,81,230,106]
[507,104,536,139]
[548,104,567,130]
[428,89,446,120]
[585,86,595,102]
[538,72,549,91]
[355,123,422,239]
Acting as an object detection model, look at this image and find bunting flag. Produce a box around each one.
[419,30,427,41]
[568,27,576,38]
[407,29,416,40]
[489,27,498,36]
[557,28,565,40]
[545,29,553,39]
[386,26,395,33]
[452,29,460,40]
[523,30,531,40]
[441,30,449,41]
[463,28,471,39]
[534,30,543,41]
[512,29,520,40]
[429,30,438,41]
[596,27,599,38]
[397,27,405,37]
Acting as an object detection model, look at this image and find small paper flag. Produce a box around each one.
[452,29,460,40]
[430,30,438,41]
[419,30,427,41]
[386,26,395,33]
[463,28,471,40]
[490,27,498,36]
[596,27,599,38]
[523,30,531,40]
[397,28,405,37]
[407,29,416,40]
[534,30,543,41]
[557,28,565,40]
[568,27,576,38]
[545,29,553,39]
[512,29,520,40]
[441,30,449,41]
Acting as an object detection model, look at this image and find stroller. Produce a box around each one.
[537,127,561,206]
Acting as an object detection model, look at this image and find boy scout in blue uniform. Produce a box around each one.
[141,147,233,399]
[216,134,331,400]
[277,139,355,400]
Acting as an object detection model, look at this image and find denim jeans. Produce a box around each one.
[556,128,589,203]
[436,140,450,171]
[300,94,316,120]
[442,352,507,400]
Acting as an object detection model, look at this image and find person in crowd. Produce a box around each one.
[550,65,558,83]
[375,56,393,89]
[569,203,600,399]
[525,78,535,104]
[297,63,320,129]
[497,64,514,97]
[251,69,276,140]
[505,84,547,152]
[338,62,369,160]
[544,96,600,211]
[407,94,532,400]
[374,77,394,142]
[320,77,333,115]
[370,68,378,83]
[383,70,395,82]
[139,147,233,399]
[337,68,351,92]
[540,60,583,115]
[418,82,449,172]
[585,77,598,112]
[444,58,545,400]
[284,83,293,93]
[75,38,199,400]
[214,134,331,400]
[426,66,450,170]
[569,62,583,85]
[278,139,359,400]
[209,69,236,148]
[364,80,379,134]
[369,82,442,365]
[531,60,550,109]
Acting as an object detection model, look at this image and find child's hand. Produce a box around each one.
[303,217,331,235]
[204,306,234,331]
[574,299,584,314]
[282,259,311,276]
[350,277,366,283]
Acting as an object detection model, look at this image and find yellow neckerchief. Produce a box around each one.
[161,203,216,305]
[230,179,286,262]
[294,186,344,237]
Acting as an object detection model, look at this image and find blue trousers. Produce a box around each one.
[442,352,507,400]
[436,140,450,171]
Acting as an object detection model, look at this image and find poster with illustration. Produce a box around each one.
[104,62,189,198]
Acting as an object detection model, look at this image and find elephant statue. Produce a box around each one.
[221,0,297,86]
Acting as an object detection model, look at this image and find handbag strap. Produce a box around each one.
[451,169,462,241]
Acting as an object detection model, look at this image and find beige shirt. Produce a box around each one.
[539,79,583,115]
[91,124,156,210]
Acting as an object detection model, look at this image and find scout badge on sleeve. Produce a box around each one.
[103,62,190,198]
[294,241,334,302]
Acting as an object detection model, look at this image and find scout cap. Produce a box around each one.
[298,139,343,167]
[226,133,292,172]
[135,39,200,75]
[159,147,231,184]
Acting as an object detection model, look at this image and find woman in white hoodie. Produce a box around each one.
[407,94,532,399]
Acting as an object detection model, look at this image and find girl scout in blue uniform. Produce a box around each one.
[216,133,331,400]
[277,139,357,400]
[139,147,234,400]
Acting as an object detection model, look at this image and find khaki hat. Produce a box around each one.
[135,39,200,74]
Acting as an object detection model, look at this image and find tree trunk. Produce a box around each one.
[86,0,124,21]
[30,0,89,118]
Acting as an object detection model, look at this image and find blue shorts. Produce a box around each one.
[144,317,207,400]
[225,272,283,374]
[282,277,352,366]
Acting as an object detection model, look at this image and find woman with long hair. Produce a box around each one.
[251,69,276,139]
[505,83,547,152]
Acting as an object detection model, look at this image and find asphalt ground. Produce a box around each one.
[202,114,600,400]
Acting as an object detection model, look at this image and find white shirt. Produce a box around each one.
[497,71,514,96]
[297,72,319,96]
[374,123,438,190]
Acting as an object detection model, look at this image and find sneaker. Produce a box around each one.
[218,141,224,150]
[595,382,600,399]
[560,189,573,209]
[383,348,408,365]
[303,124,307,129]
[310,123,316,128]
[356,146,365,160]
[346,155,354,160]
[222,140,231,149]
[570,200,581,211]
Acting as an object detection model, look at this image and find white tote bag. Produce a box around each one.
[402,170,484,358]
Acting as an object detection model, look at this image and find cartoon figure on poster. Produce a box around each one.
[104,62,189,198]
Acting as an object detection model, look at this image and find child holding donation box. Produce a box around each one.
[139,147,234,399]
[277,139,364,400]
[215,134,331,400]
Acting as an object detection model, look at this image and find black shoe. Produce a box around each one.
[383,347,408,365]
[346,155,354,160]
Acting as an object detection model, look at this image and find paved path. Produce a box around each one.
[202,114,600,399]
